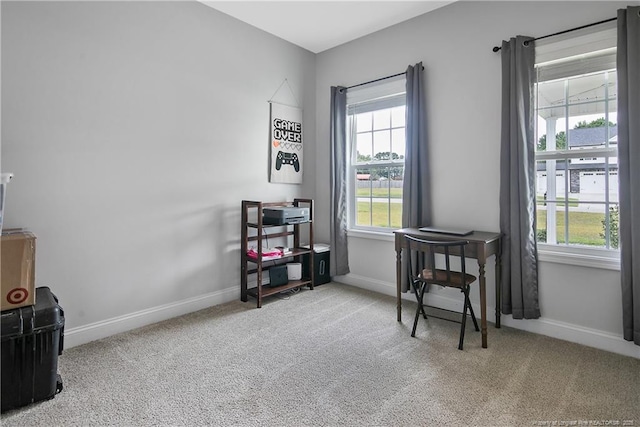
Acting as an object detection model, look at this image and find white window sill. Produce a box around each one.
[346,229,621,271]
[346,228,395,242]
[537,244,620,271]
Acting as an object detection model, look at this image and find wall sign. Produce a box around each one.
[269,102,303,184]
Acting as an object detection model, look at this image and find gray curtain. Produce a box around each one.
[401,62,431,292]
[617,6,640,345]
[499,36,540,319]
[330,86,349,277]
[403,62,432,229]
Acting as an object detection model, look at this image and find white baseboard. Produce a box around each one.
[63,286,239,349]
[335,273,640,359]
[498,316,640,359]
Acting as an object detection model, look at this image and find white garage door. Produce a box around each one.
[580,171,618,195]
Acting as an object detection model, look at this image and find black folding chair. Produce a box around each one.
[405,235,480,350]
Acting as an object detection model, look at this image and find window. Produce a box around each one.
[534,21,619,253]
[346,76,406,231]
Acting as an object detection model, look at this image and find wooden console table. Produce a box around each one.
[394,228,502,348]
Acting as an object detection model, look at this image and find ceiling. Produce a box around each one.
[202,1,454,53]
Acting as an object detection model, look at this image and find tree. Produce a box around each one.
[373,152,404,179]
[601,205,619,249]
[356,151,404,179]
[537,131,566,151]
[574,118,616,129]
[373,152,401,161]
[357,152,371,162]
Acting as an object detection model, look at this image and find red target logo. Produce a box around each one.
[7,288,29,305]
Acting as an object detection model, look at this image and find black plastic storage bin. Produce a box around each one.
[1,286,64,413]
[303,244,331,286]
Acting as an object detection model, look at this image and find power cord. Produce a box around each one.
[274,286,301,300]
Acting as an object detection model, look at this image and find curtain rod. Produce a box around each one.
[346,66,424,89]
[491,16,617,52]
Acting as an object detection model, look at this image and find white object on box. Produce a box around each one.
[287,263,302,280]
[314,244,330,253]
[0,173,13,232]
[302,243,330,253]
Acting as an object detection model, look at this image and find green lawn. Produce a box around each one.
[536,209,606,246]
[357,201,402,228]
[536,196,579,207]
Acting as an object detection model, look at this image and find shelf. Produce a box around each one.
[246,220,312,228]
[247,230,293,242]
[241,198,314,308]
[245,279,312,299]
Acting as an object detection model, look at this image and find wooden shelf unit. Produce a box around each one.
[241,199,314,308]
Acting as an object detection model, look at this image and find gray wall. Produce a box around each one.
[314,1,639,358]
[1,1,316,343]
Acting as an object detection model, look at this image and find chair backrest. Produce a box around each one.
[405,235,470,288]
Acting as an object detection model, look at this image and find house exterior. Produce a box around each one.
[536,126,618,196]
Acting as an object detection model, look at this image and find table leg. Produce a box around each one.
[478,261,488,348]
[396,248,402,322]
[495,254,501,328]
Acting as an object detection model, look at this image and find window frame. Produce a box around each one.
[533,21,620,268]
[345,78,406,233]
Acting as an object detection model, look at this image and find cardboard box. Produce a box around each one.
[1,230,36,311]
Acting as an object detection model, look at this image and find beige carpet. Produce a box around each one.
[2,283,639,426]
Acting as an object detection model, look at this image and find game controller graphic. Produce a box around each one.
[275,151,300,172]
